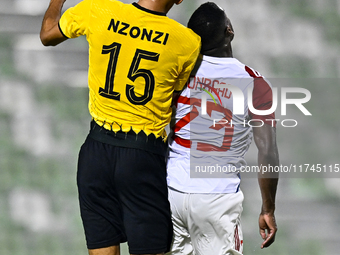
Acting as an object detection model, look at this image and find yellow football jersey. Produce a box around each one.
[59,0,201,139]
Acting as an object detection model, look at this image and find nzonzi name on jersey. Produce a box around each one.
[108,19,170,45]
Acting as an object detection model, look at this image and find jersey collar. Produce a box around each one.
[132,3,167,16]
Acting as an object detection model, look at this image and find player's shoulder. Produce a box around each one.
[93,0,126,9]
[187,27,201,45]
[238,61,273,90]
[244,65,263,78]
[164,17,200,42]
[104,0,126,8]
[231,58,265,79]
[169,20,197,36]
[80,0,124,11]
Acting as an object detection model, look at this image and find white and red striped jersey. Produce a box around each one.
[167,55,275,193]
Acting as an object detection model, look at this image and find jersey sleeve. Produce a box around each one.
[58,0,92,38]
[174,38,201,92]
[249,77,276,127]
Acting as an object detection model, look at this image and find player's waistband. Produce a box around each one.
[88,120,168,156]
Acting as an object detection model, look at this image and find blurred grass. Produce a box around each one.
[1,0,340,254]
[270,0,340,45]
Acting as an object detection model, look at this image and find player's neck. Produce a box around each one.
[137,0,173,14]
[224,45,233,57]
[202,45,233,58]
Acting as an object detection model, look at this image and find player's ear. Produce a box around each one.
[175,0,183,5]
[226,26,234,41]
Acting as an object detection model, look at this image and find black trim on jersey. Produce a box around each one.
[88,121,168,156]
[132,2,167,16]
[58,22,69,39]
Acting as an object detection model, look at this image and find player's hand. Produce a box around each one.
[258,212,277,249]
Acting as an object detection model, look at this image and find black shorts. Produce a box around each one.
[77,122,172,254]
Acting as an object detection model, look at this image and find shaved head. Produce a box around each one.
[188,2,233,52]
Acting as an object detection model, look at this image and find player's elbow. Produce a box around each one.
[40,27,66,46]
[40,31,53,46]
[259,149,279,165]
[265,153,279,165]
[40,33,57,46]
[40,37,50,46]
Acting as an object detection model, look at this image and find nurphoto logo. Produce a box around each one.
[199,82,312,128]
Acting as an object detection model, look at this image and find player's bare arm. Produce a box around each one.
[253,123,279,249]
[40,0,68,46]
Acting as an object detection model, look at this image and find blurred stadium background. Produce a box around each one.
[1,0,340,254]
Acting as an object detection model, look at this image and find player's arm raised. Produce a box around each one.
[40,0,68,46]
[253,122,279,249]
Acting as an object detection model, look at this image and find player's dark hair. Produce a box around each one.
[188,2,227,51]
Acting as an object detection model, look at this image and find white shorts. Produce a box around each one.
[166,189,244,255]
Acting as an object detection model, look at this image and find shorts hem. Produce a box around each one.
[129,246,168,254]
[87,236,127,250]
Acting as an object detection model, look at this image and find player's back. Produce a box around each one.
[171,56,255,164]
[168,55,274,193]
[59,0,201,138]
